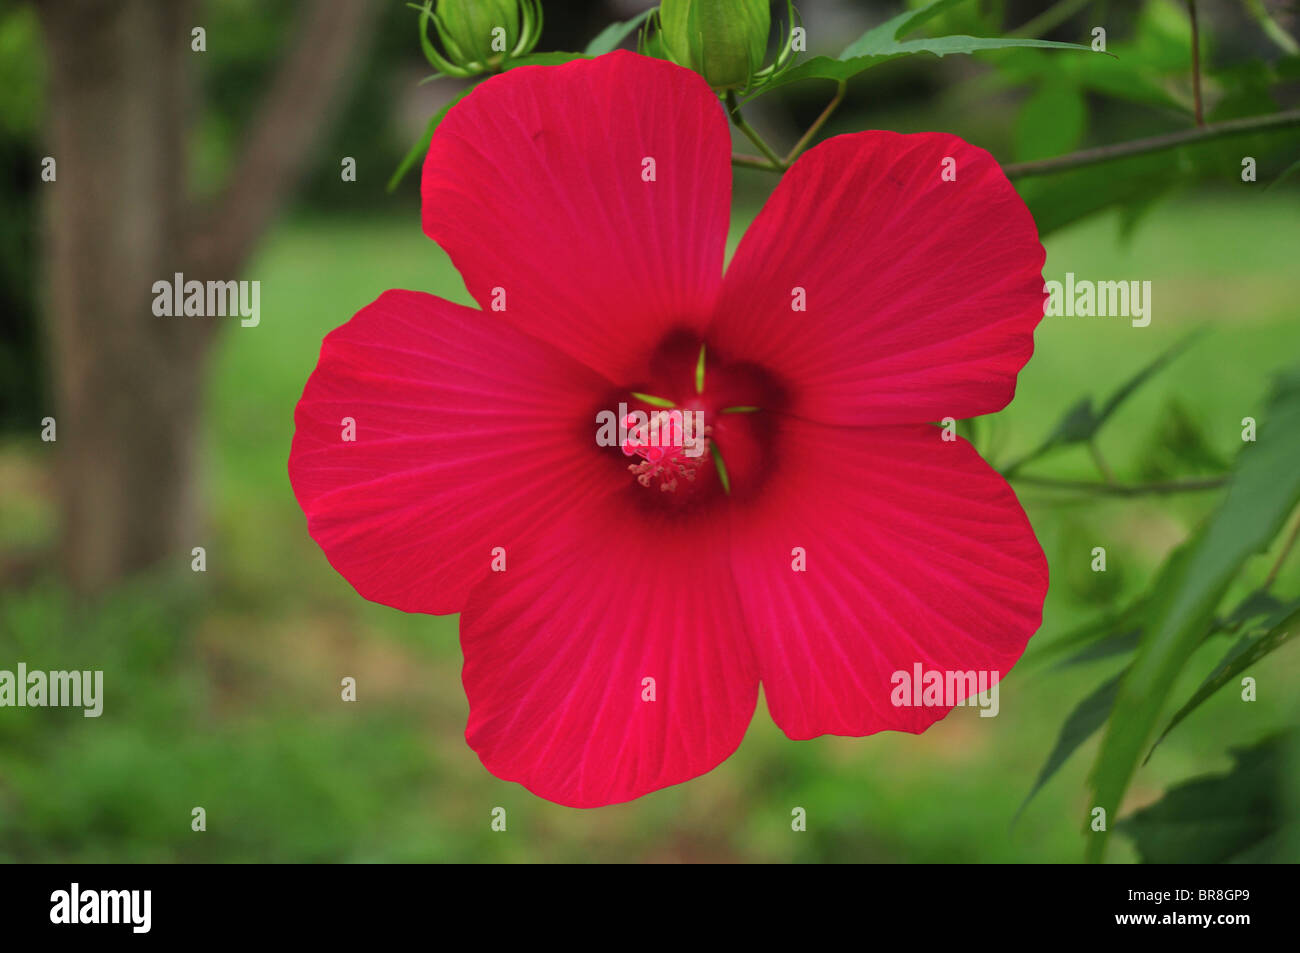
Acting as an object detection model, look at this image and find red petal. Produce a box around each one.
[461,501,758,807]
[713,132,1045,426]
[730,419,1047,739]
[422,51,731,383]
[289,290,616,615]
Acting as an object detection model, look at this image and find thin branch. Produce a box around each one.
[1007,475,1228,496]
[1188,0,1205,127]
[731,81,847,173]
[737,109,1300,178]
[784,80,846,165]
[1002,109,1300,178]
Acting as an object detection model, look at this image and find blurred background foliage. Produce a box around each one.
[1,0,1298,862]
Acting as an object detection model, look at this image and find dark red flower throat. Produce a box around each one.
[604,330,787,508]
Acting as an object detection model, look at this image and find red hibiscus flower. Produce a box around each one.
[289,51,1049,808]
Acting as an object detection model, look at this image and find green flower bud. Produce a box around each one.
[658,0,771,91]
[419,0,542,77]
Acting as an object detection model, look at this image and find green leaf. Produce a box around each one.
[1057,628,1140,668]
[1146,604,1300,760]
[1005,331,1203,474]
[1018,537,1207,813]
[738,0,1097,98]
[1118,731,1296,863]
[583,8,656,56]
[1095,329,1205,423]
[1023,595,1147,668]
[1053,539,1200,672]
[760,35,1096,95]
[1030,397,1098,454]
[846,0,978,51]
[1086,368,1300,862]
[387,87,473,193]
[1015,671,1122,822]
[1029,541,1295,822]
[1222,589,1293,631]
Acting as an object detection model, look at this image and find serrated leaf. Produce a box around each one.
[761,36,1096,95]
[1086,368,1300,862]
[844,0,979,52]
[1147,604,1300,759]
[1028,533,1295,821]
[745,0,1096,97]
[1118,731,1296,863]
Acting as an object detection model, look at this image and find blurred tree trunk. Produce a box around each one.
[36,0,377,595]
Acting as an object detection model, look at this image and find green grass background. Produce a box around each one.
[1,191,1298,862]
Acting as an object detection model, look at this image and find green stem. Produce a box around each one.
[1007,475,1227,497]
[730,81,846,173]
[1243,0,1299,55]
[725,90,786,171]
[732,152,782,172]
